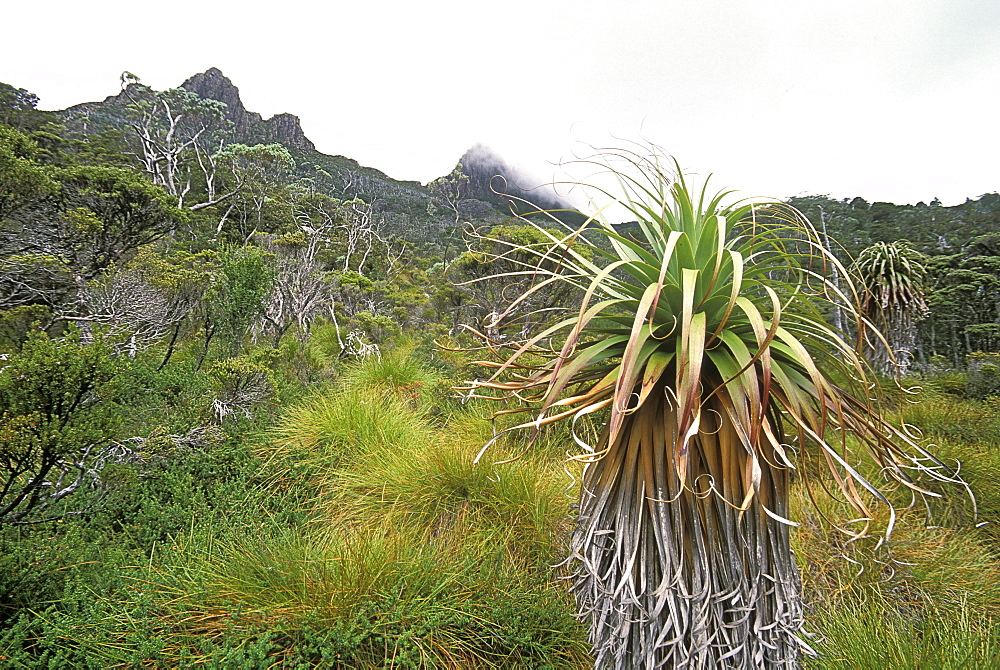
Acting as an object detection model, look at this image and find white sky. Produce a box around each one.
[3,0,999,206]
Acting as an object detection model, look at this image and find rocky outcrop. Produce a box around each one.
[181,68,315,152]
[180,68,250,133]
[259,113,313,151]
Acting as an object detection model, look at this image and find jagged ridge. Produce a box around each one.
[57,68,584,239]
[180,68,315,152]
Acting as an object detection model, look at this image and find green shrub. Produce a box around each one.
[967,352,1000,399]
[0,329,129,524]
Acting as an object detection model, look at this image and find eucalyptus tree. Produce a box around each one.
[0,126,57,224]
[85,256,201,357]
[119,72,231,209]
[213,143,295,237]
[255,227,335,347]
[0,83,40,130]
[853,241,929,378]
[427,162,470,225]
[466,151,954,668]
[1,154,182,338]
[286,184,399,274]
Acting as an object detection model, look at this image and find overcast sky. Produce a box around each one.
[4,0,999,206]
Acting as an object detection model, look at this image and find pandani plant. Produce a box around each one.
[460,149,960,669]
[853,240,929,379]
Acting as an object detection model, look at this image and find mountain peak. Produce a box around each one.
[181,68,245,119]
[456,143,573,212]
[180,68,315,152]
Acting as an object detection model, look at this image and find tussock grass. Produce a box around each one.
[267,385,435,472]
[339,344,444,404]
[21,347,1000,668]
[129,354,591,667]
[891,388,1000,448]
[142,481,588,667]
[883,389,1000,548]
[807,591,1000,669]
[790,407,1000,668]
[329,411,578,557]
[43,509,588,669]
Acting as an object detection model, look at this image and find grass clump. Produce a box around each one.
[11,342,1000,668]
[789,419,1000,668]
[339,344,446,407]
[267,385,435,472]
[331,410,577,558]
[891,388,1000,448]
[147,520,588,668]
[161,353,591,667]
[807,591,1000,669]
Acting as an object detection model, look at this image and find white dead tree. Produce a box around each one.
[255,227,334,346]
[339,197,400,273]
[427,162,470,225]
[119,73,231,209]
[78,269,197,356]
[209,360,273,422]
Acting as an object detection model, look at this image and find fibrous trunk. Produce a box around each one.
[568,386,805,669]
[866,305,918,378]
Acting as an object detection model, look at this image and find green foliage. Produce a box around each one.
[443,223,585,337]
[339,344,438,396]
[854,240,928,313]
[3,336,1000,668]
[129,357,589,667]
[1,160,183,322]
[778,377,1000,668]
[337,269,374,291]
[216,143,294,179]
[353,309,399,344]
[0,346,589,668]
[117,75,232,208]
[0,125,58,222]
[964,351,1000,399]
[214,246,275,351]
[0,329,126,523]
[0,305,51,350]
[111,357,216,430]
[333,411,574,558]
[0,430,307,666]
[214,143,296,237]
[52,165,183,270]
